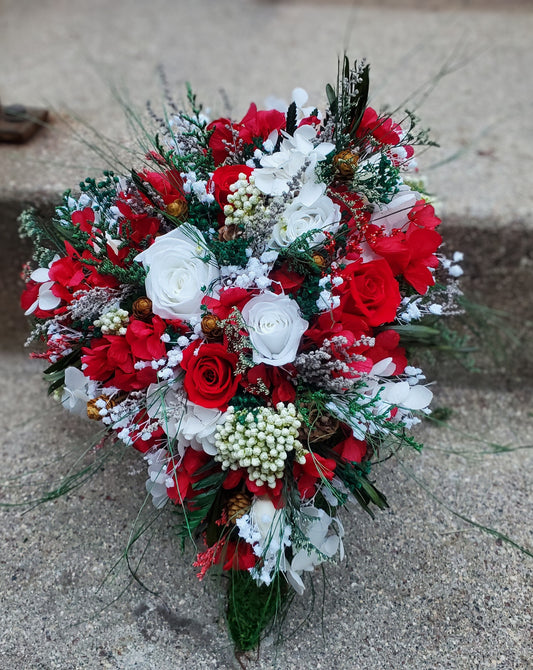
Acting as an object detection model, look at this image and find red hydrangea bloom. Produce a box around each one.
[116,199,161,248]
[20,280,56,319]
[408,200,441,230]
[207,104,285,165]
[402,224,442,294]
[222,468,284,506]
[356,107,402,146]
[82,316,167,392]
[126,316,167,360]
[363,330,407,375]
[202,287,252,320]
[166,448,212,505]
[242,363,296,405]
[332,434,367,463]
[141,169,185,206]
[305,311,371,347]
[293,452,336,499]
[71,207,96,235]
[128,410,165,453]
[269,263,305,296]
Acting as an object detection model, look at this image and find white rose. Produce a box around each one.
[271,188,340,249]
[135,225,219,321]
[241,292,308,366]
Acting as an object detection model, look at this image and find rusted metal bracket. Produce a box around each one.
[0,102,49,143]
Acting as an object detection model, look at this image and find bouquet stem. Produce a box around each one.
[227,571,288,651]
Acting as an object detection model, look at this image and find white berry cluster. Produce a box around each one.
[223,173,264,227]
[93,307,129,335]
[214,403,307,488]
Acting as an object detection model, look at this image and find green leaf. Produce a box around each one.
[286,101,297,136]
[348,62,370,138]
[326,83,337,115]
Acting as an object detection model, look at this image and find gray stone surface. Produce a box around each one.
[0,356,532,669]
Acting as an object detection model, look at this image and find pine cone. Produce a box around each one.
[218,224,241,241]
[201,313,223,340]
[227,493,251,524]
[312,253,327,268]
[132,296,153,320]
[299,408,340,445]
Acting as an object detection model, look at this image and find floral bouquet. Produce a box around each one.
[20,59,464,651]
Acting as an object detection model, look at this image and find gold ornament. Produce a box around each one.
[227,493,252,524]
[312,253,327,268]
[132,296,153,320]
[333,149,359,179]
[166,198,188,220]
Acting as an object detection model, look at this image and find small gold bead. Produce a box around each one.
[312,253,327,268]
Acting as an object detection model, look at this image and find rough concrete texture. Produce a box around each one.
[1,1,532,668]
[1,358,532,669]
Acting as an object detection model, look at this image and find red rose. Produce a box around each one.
[338,259,401,327]
[181,342,241,410]
[208,164,253,208]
